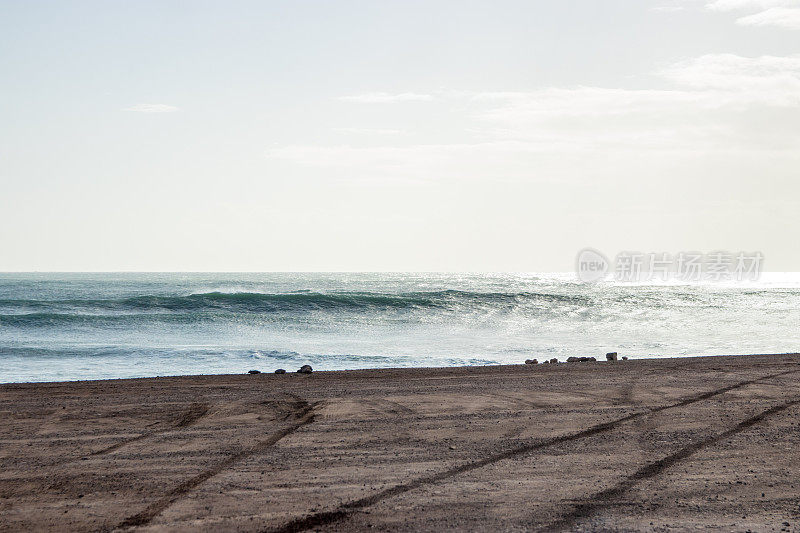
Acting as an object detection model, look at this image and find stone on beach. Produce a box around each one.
[297,365,313,374]
[550,358,558,364]
[525,359,538,365]
[566,356,596,363]
[274,369,286,374]
[606,352,618,361]
[247,370,261,375]
[622,356,628,360]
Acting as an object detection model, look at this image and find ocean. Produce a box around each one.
[0,272,798,383]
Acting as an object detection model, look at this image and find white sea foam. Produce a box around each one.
[0,272,798,382]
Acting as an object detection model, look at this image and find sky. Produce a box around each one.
[0,0,798,271]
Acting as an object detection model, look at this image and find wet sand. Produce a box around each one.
[1,353,800,532]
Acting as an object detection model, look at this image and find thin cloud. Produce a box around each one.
[124,103,180,113]
[652,5,687,11]
[338,92,434,103]
[654,0,800,26]
[705,0,796,11]
[267,53,800,179]
[332,127,405,135]
[736,7,800,27]
[661,53,800,100]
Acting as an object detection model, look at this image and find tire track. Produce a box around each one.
[486,392,549,410]
[113,399,318,531]
[91,402,210,457]
[378,399,415,415]
[267,369,798,533]
[539,398,800,532]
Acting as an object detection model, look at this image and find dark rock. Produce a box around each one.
[550,358,558,364]
[297,364,313,374]
[274,369,286,374]
[247,370,261,374]
[606,352,618,361]
[622,356,628,360]
[525,359,538,365]
[566,356,596,363]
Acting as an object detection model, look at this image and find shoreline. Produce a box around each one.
[3,351,799,386]
[2,352,800,531]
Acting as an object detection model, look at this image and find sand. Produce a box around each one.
[1,353,800,532]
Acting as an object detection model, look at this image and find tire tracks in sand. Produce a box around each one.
[90,402,211,457]
[538,398,800,531]
[112,397,320,531]
[267,368,799,533]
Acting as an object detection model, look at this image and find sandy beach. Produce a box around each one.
[2,354,800,532]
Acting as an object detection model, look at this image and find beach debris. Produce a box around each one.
[550,358,558,364]
[622,356,628,361]
[247,370,261,374]
[566,356,596,363]
[525,359,538,365]
[297,364,313,374]
[274,368,287,374]
[606,352,618,361]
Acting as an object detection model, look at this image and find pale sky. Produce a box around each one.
[1,0,798,271]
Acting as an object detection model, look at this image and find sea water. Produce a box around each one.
[0,272,798,383]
